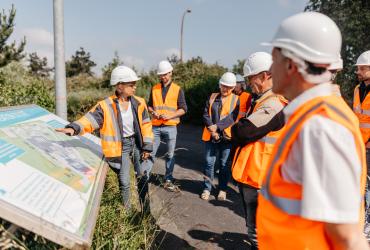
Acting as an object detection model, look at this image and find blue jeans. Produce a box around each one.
[109,136,141,210]
[147,125,177,181]
[203,141,232,192]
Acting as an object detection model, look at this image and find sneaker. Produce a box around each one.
[217,190,226,201]
[364,222,370,241]
[163,180,180,192]
[201,190,210,200]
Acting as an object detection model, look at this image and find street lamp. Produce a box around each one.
[180,8,191,63]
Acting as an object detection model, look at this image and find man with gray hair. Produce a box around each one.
[257,12,368,249]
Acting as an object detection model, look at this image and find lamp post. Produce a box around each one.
[180,9,191,63]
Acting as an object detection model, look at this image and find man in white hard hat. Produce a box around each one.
[147,60,187,192]
[352,50,370,239]
[201,72,240,201]
[328,57,343,96]
[56,65,153,210]
[257,12,368,249]
[233,74,252,119]
[231,52,287,250]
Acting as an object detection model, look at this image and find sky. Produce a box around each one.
[3,0,308,75]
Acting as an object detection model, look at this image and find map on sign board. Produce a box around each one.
[0,105,107,248]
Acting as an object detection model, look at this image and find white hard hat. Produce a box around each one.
[157,60,173,75]
[235,74,245,83]
[263,12,342,64]
[243,52,272,77]
[356,50,370,66]
[110,65,140,86]
[328,58,343,71]
[219,72,236,87]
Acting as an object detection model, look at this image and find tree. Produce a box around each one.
[305,0,370,100]
[66,47,96,77]
[167,54,180,65]
[232,59,246,75]
[0,5,26,67]
[101,51,123,88]
[28,52,52,77]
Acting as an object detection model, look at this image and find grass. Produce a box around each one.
[0,168,159,250]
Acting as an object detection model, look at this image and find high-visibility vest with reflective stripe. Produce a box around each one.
[202,93,238,141]
[232,93,287,188]
[151,83,181,126]
[238,91,252,120]
[74,95,153,159]
[257,95,366,250]
[353,84,370,143]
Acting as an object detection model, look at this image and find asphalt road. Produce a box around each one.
[149,124,250,250]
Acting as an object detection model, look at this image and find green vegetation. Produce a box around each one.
[0,62,55,111]
[306,0,370,101]
[0,5,25,67]
[66,47,97,78]
[28,52,52,78]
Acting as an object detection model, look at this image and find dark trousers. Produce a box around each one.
[238,182,258,250]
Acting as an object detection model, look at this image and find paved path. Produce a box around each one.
[149,124,250,250]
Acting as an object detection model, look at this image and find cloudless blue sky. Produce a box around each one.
[3,0,308,75]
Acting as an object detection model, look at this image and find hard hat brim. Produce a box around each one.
[157,70,172,75]
[219,82,236,87]
[110,77,141,86]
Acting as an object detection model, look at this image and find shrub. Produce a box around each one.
[0,62,55,112]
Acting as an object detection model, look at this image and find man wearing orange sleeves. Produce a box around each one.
[352,50,370,239]
[257,12,369,250]
[231,52,287,250]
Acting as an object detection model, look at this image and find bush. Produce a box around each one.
[67,88,112,121]
[0,62,55,112]
[67,73,102,92]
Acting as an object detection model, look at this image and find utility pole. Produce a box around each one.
[180,9,191,63]
[53,0,67,120]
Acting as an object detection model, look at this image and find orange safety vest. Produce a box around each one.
[257,95,367,250]
[232,92,287,188]
[202,92,238,141]
[238,91,252,120]
[353,84,370,143]
[151,83,181,126]
[74,95,153,160]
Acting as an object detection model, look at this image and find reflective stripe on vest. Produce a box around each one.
[152,83,181,126]
[231,92,286,188]
[257,95,366,250]
[202,93,238,141]
[85,112,100,130]
[353,85,370,142]
[262,100,358,215]
[103,98,121,143]
[258,136,277,144]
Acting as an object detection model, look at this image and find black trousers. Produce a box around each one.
[238,182,258,250]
